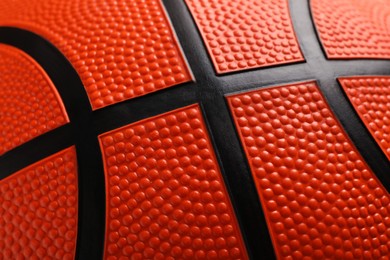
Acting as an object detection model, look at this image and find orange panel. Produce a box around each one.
[0,44,69,155]
[185,0,304,74]
[0,146,78,259]
[227,82,390,259]
[99,105,248,259]
[311,0,390,59]
[339,76,390,160]
[0,0,192,110]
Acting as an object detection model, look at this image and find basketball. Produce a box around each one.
[0,0,389,259]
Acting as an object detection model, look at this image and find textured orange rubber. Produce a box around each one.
[339,77,390,160]
[228,82,390,259]
[0,44,69,156]
[0,146,78,259]
[99,105,248,259]
[1,0,390,259]
[185,0,304,74]
[0,0,192,109]
[311,0,390,59]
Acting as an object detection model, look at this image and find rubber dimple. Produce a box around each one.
[227,82,390,259]
[0,0,192,110]
[311,0,390,59]
[0,146,78,260]
[339,76,390,160]
[0,44,69,155]
[99,105,248,260]
[184,0,304,74]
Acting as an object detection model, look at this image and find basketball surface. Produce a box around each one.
[0,0,389,259]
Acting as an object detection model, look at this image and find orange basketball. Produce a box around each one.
[0,0,389,259]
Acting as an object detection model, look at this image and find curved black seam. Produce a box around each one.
[162,0,278,259]
[0,27,105,260]
[164,0,390,259]
[289,0,390,188]
[0,0,389,258]
[0,124,73,180]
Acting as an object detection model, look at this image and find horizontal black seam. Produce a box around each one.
[0,0,389,258]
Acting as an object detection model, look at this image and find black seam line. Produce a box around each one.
[162,0,277,259]
[219,61,390,93]
[91,81,198,135]
[165,0,390,259]
[0,27,105,260]
[290,0,390,188]
[0,27,201,260]
[0,26,199,260]
[197,102,260,258]
[0,0,389,258]
[0,124,73,180]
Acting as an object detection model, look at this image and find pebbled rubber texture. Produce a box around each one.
[0,146,78,260]
[99,105,248,260]
[0,44,69,156]
[311,0,390,59]
[185,0,304,74]
[339,76,390,160]
[1,0,390,259]
[228,82,390,259]
[0,0,192,110]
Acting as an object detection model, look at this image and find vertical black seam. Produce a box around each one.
[0,0,389,259]
[289,0,390,189]
[162,0,277,258]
